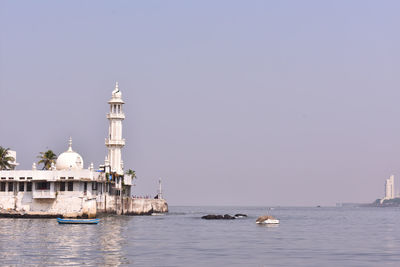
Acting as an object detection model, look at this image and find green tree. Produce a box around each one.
[125,169,137,180]
[0,146,15,170]
[37,150,57,170]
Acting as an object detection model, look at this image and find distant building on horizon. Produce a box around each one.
[381,175,395,203]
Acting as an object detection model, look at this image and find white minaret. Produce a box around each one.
[105,82,125,175]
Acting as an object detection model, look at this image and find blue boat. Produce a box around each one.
[57,218,100,224]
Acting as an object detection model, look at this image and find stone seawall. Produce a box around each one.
[121,198,168,215]
[0,195,168,218]
[0,194,97,218]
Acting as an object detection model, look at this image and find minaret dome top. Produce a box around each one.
[109,82,124,104]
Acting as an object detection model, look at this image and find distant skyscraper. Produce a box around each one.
[384,175,395,200]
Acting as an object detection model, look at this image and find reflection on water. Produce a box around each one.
[98,216,130,266]
[256,223,280,228]
[1,207,400,266]
[0,216,130,266]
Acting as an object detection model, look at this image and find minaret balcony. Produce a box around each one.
[105,139,126,146]
[107,113,125,119]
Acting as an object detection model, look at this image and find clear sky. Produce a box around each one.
[1,1,400,206]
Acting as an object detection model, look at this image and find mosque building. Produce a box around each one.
[0,83,167,217]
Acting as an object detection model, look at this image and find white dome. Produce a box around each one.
[56,138,84,170]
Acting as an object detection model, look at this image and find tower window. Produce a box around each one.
[67,181,73,191]
[60,182,65,191]
[36,182,50,190]
[19,182,24,192]
[8,182,13,192]
[27,182,32,192]
[0,182,5,192]
[117,105,120,113]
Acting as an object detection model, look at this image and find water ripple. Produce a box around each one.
[1,207,400,266]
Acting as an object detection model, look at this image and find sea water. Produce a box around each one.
[0,206,399,266]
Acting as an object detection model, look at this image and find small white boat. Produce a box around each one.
[256,215,280,224]
[257,219,280,224]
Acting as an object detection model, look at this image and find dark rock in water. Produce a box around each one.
[201,214,219,220]
[223,214,236,220]
[201,214,236,220]
[234,214,247,218]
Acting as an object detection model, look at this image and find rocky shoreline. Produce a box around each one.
[369,198,400,207]
[0,209,62,218]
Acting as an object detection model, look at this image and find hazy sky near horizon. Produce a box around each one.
[1,1,400,206]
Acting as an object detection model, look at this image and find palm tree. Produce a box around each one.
[0,146,15,170]
[37,150,57,170]
[125,169,137,180]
